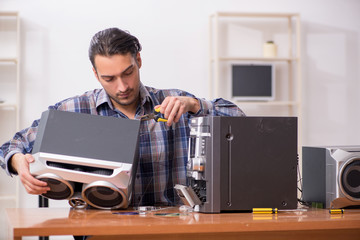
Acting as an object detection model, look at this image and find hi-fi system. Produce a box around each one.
[30,110,359,211]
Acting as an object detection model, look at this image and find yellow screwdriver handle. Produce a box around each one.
[157,118,168,122]
[329,209,344,214]
[252,208,278,214]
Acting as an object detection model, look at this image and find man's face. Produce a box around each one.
[93,52,142,111]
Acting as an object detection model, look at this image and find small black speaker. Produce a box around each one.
[302,146,360,208]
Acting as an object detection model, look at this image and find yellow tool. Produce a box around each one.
[252,208,278,214]
[329,209,344,214]
[328,209,360,214]
[140,107,168,122]
[252,208,308,214]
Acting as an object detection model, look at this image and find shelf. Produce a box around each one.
[0,58,18,64]
[0,103,17,110]
[234,101,299,106]
[212,12,300,18]
[212,57,299,62]
[0,11,18,17]
[209,11,302,139]
[0,195,17,201]
[209,11,301,104]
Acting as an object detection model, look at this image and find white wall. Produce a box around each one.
[1,0,359,209]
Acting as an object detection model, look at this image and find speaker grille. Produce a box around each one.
[82,182,125,209]
[37,175,74,200]
[341,159,360,199]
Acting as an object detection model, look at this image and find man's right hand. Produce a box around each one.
[10,153,50,195]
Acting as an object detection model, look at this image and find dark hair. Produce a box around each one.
[89,28,142,69]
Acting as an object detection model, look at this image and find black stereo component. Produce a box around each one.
[30,109,140,209]
[302,146,360,209]
[175,116,298,213]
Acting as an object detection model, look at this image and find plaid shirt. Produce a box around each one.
[0,83,245,206]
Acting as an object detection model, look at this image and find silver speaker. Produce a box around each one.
[302,146,360,208]
[29,109,140,209]
[31,152,134,209]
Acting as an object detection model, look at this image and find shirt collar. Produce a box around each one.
[95,82,154,110]
[139,82,153,107]
[95,88,113,109]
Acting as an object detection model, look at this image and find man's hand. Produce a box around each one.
[10,153,50,195]
[156,96,200,126]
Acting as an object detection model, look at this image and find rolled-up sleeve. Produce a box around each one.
[0,119,40,176]
[192,98,246,117]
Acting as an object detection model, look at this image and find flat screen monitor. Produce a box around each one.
[232,64,275,101]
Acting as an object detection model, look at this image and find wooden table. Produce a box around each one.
[5,207,360,240]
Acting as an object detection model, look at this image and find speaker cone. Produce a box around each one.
[340,159,360,200]
[82,181,126,209]
[36,173,74,200]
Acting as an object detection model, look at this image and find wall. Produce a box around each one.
[1,0,359,208]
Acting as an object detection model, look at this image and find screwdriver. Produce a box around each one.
[252,208,308,214]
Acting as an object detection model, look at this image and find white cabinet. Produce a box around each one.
[0,11,20,238]
[209,12,301,118]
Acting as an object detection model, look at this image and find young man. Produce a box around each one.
[0,28,245,206]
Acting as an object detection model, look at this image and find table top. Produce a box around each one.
[6,207,360,237]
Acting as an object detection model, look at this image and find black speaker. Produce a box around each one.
[176,116,298,213]
[302,146,360,208]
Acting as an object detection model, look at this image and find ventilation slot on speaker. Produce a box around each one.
[46,161,114,176]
